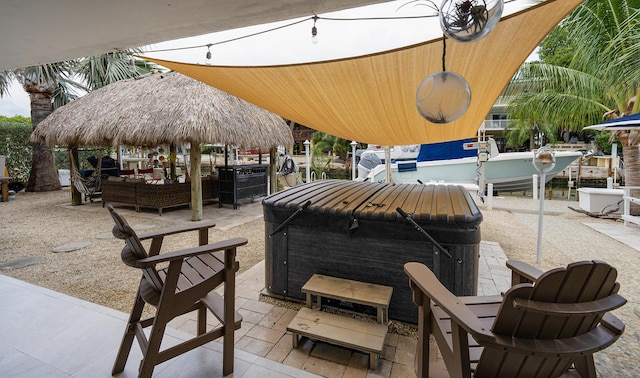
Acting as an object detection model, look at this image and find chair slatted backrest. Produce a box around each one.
[476,260,620,377]
[119,169,135,177]
[137,168,154,177]
[108,205,164,306]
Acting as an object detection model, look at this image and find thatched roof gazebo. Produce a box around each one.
[32,72,293,220]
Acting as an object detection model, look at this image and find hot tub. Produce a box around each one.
[262,180,482,323]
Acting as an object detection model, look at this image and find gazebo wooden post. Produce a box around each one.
[70,147,82,206]
[269,147,277,194]
[190,141,203,221]
[169,143,177,182]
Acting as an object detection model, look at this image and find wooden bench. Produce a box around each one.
[288,307,388,369]
[301,274,393,324]
[287,274,393,369]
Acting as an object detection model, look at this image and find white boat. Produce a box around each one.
[358,144,421,161]
[358,140,583,192]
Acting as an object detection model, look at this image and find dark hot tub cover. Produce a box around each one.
[263,180,482,323]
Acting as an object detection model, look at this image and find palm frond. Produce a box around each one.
[74,49,159,91]
[14,62,73,92]
[0,70,15,96]
[506,0,640,132]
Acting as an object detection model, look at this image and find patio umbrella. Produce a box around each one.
[32,71,293,220]
[583,113,640,131]
[584,113,640,218]
[583,113,640,151]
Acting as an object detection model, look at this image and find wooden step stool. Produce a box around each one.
[287,274,393,369]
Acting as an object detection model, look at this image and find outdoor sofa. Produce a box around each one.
[101,175,219,215]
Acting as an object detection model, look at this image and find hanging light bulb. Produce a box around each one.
[440,0,504,42]
[205,44,212,63]
[311,16,319,44]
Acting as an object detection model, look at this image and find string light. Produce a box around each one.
[205,44,212,62]
[140,1,515,60]
[142,13,440,56]
[311,16,319,44]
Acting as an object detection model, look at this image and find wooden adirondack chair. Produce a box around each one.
[405,260,626,377]
[108,205,248,377]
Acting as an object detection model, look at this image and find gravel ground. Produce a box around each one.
[481,194,639,377]
[1,188,638,375]
[0,188,265,314]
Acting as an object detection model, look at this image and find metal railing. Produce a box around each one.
[479,119,515,130]
[309,171,328,182]
[622,186,640,227]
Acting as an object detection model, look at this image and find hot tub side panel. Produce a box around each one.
[264,209,352,297]
[264,221,288,296]
[268,219,479,324]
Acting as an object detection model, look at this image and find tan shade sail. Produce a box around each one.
[143,0,582,145]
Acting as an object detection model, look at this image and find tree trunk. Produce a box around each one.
[622,143,640,215]
[189,141,202,221]
[529,129,535,150]
[25,89,61,192]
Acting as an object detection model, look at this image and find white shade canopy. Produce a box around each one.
[0,0,387,71]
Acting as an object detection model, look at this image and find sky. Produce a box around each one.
[0,0,538,118]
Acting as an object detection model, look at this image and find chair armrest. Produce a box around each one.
[506,260,543,284]
[512,293,627,316]
[404,262,495,344]
[137,220,216,240]
[601,312,626,336]
[491,324,622,358]
[135,237,248,268]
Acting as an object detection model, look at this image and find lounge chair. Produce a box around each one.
[404,259,626,377]
[108,205,247,377]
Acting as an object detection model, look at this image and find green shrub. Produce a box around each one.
[0,121,32,184]
[310,154,331,180]
[592,131,621,155]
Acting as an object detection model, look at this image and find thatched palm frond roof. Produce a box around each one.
[32,72,293,149]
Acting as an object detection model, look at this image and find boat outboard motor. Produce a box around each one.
[356,152,382,181]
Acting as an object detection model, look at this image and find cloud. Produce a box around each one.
[0,82,30,117]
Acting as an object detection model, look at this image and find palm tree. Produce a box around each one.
[504,117,557,151]
[1,51,153,191]
[311,132,353,174]
[10,63,73,191]
[504,0,640,212]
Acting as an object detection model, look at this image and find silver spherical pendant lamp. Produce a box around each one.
[440,0,504,43]
[416,71,471,123]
